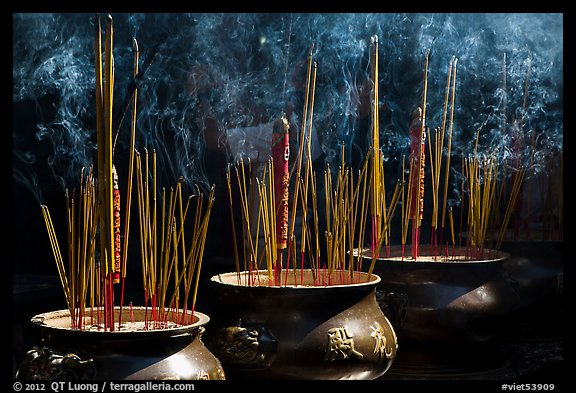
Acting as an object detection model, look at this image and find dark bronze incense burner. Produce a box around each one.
[498,239,562,309]
[355,246,516,376]
[495,238,563,341]
[16,308,225,380]
[360,245,510,343]
[205,269,397,380]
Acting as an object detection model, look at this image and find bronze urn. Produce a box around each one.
[360,245,513,376]
[205,269,397,380]
[16,307,225,380]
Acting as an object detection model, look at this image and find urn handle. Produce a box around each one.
[210,319,278,369]
[376,289,409,328]
[16,347,96,380]
[555,272,563,295]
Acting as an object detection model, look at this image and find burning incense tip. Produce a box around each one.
[273,113,290,135]
[410,107,422,129]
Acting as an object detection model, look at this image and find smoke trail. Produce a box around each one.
[13,13,562,202]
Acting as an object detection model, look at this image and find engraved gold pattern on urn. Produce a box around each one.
[370,321,394,360]
[325,326,363,361]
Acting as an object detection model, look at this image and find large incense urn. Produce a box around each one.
[495,236,563,340]
[360,245,513,376]
[455,229,563,340]
[15,307,225,380]
[498,237,562,310]
[363,245,510,343]
[205,269,397,380]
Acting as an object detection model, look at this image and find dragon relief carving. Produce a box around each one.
[212,320,277,369]
[16,347,96,380]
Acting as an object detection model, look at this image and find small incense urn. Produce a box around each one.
[15,307,225,380]
[205,269,397,380]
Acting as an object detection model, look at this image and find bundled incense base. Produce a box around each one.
[224,268,372,288]
[356,244,508,264]
[34,306,205,333]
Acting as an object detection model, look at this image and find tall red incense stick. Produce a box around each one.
[113,167,121,330]
[113,167,121,285]
[272,114,290,286]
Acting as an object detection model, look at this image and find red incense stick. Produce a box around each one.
[272,114,290,286]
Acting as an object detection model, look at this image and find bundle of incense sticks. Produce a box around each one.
[134,149,215,327]
[491,54,562,243]
[221,38,405,285]
[226,37,393,286]
[41,167,99,329]
[226,157,274,286]
[227,146,375,287]
[393,49,534,261]
[41,15,215,330]
[94,13,117,330]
